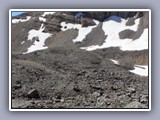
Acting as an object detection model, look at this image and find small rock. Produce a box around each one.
[127,87,136,93]
[64,26,67,29]
[55,99,61,103]
[85,74,90,78]
[117,92,122,96]
[56,95,62,99]
[91,85,103,90]
[36,39,40,42]
[111,84,118,90]
[73,85,80,92]
[51,87,54,90]
[92,69,97,72]
[13,84,21,89]
[12,95,15,99]
[58,106,65,108]
[52,97,56,101]
[46,100,53,104]
[20,66,25,70]
[96,96,106,107]
[101,69,105,72]
[30,101,35,104]
[15,80,21,84]
[92,92,100,97]
[126,93,132,97]
[140,95,148,104]
[27,89,40,99]
[100,91,104,96]
[60,98,65,102]
[125,101,147,108]
[105,98,111,105]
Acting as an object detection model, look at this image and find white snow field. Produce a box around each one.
[129,65,148,76]
[61,20,99,43]
[80,16,148,51]
[24,24,52,54]
[12,16,31,23]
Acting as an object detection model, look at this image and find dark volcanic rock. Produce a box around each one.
[135,12,145,19]
[119,29,136,39]
[73,85,81,92]
[76,22,107,47]
[126,17,135,26]
[139,12,149,29]
[13,84,21,89]
[132,12,149,40]
[64,14,75,23]
[81,18,96,27]
[45,29,78,48]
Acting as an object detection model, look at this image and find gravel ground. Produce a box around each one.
[11,47,149,109]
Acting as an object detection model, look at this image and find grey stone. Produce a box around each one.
[13,84,21,89]
[27,89,40,99]
[140,95,148,104]
[127,87,136,93]
[92,92,100,98]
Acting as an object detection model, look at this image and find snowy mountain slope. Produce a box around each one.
[80,16,148,51]
[11,11,149,53]
[61,20,99,43]
[11,11,149,77]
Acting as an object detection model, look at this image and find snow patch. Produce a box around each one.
[12,16,31,23]
[129,65,148,76]
[121,29,148,51]
[81,45,101,51]
[39,17,46,22]
[24,24,52,54]
[41,12,55,17]
[81,16,148,51]
[110,59,119,65]
[110,58,148,76]
[21,41,25,44]
[61,20,99,43]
